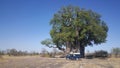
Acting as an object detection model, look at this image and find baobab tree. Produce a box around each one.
[41,5,108,58]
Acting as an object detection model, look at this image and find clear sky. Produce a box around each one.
[0,0,120,53]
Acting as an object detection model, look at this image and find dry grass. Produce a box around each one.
[0,56,120,68]
[0,56,3,61]
[80,58,120,68]
[62,61,80,68]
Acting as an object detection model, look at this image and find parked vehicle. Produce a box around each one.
[66,53,81,60]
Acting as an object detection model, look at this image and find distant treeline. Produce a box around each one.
[86,48,120,59]
[0,48,64,58]
[0,49,40,56]
[86,50,108,59]
[0,48,120,58]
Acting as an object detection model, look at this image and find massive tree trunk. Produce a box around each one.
[76,27,80,52]
[66,41,71,54]
[80,45,85,58]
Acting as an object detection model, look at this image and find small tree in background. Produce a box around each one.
[51,48,59,58]
[0,50,5,55]
[6,49,18,56]
[111,48,120,58]
[0,50,4,59]
[41,48,49,57]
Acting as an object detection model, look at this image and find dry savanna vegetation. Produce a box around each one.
[0,55,120,68]
[0,48,120,68]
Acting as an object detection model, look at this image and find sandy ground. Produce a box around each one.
[0,56,120,68]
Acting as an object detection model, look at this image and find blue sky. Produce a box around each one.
[0,0,120,53]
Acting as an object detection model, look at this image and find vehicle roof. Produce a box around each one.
[70,52,80,54]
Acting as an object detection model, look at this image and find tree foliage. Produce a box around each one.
[41,5,108,58]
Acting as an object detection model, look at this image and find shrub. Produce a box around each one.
[94,50,108,58]
[85,53,94,59]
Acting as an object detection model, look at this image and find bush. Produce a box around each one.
[85,53,94,59]
[94,50,108,58]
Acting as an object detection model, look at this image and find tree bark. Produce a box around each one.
[66,41,71,54]
[80,45,85,58]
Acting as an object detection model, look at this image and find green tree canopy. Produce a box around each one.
[41,5,108,58]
